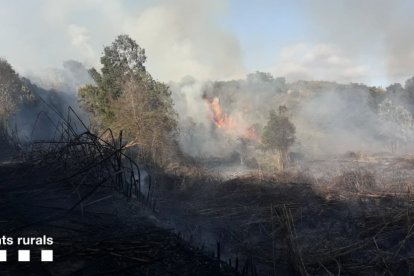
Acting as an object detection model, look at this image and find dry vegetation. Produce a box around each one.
[3,34,414,276]
[137,152,414,275]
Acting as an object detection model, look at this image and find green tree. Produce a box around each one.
[78,35,178,165]
[0,58,33,130]
[79,34,147,125]
[261,108,296,170]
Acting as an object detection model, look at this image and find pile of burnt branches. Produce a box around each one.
[21,106,149,204]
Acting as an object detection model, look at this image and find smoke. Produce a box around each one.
[271,44,370,83]
[10,60,93,142]
[1,0,413,158]
[294,85,381,154]
[304,0,414,84]
[67,24,97,67]
[170,78,237,157]
[1,0,248,153]
[25,60,94,92]
[123,0,246,81]
[170,74,280,158]
[0,0,246,83]
[1,0,413,85]
[170,73,414,159]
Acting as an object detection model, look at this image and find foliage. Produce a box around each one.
[405,77,414,94]
[78,35,177,165]
[0,58,33,129]
[246,71,287,95]
[405,77,414,103]
[261,108,296,170]
[386,83,405,94]
[79,34,147,125]
[262,109,296,153]
[275,77,286,93]
[102,34,147,72]
[111,71,178,164]
[247,71,275,83]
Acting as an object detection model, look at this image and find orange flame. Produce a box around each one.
[203,96,261,143]
[204,97,236,131]
[245,125,261,143]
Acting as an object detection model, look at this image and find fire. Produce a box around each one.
[203,96,261,142]
[245,125,261,142]
[204,97,236,131]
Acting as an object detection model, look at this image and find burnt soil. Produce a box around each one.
[149,161,414,276]
[0,162,237,276]
[3,153,414,275]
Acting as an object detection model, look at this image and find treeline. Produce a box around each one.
[204,71,414,113]
[2,34,414,161]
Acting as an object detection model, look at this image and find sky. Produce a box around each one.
[0,0,413,87]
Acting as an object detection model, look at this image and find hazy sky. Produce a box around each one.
[0,0,413,86]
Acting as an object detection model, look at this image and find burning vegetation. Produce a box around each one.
[203,95,263,145]
[245,124,261,143]
[3,33,414,275]
[204,96,236,132]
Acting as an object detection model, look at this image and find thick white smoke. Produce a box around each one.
[1,0,413,85]
[1,0,246,83]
